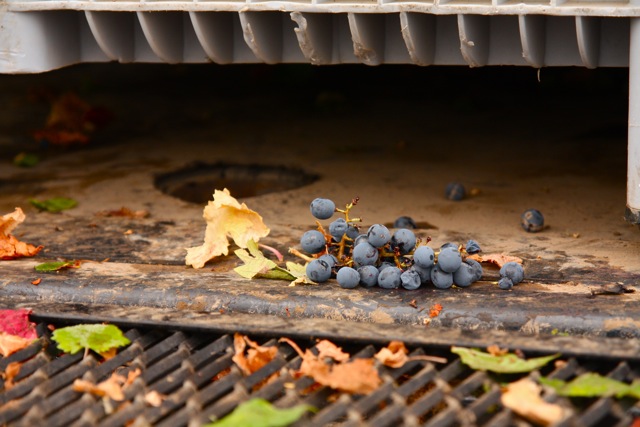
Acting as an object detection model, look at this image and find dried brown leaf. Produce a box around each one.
[429,303,443,318]
[0,332,33,357]
[300,357,381,394]
[186,189,270,269]
[3,361,22,390]
[469,253,523,268]
[96,207,150,219]
[501,378,566,426]
[375,341,409,368]
[316,340,349,362]
[0,208,43,260]
[232,333,278,376]
[144,390,165,407]
[125,368,141,387]
[73,372,127,401]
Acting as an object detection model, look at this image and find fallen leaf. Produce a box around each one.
[540,373,640,399]
[289,276,318,287]
[316,340,349,362]
[125,368,142,387]
[501,378,566,426]
[100,348,118,360]
[408,299,418,309]
[31,278,41,285]
[0,208,43,260]
[186,189,270,269]
[0,333,34,357]
[234,240,295,281]
[29,197,77,213]
[0,309,38,339]
[3,361,23,390]
[95,207,150,218]
[232,333,278,376]
[13,152,39,168]
[285,262,307,278]
[468,253,523,268]
[452,347,559,374]
[145,390,165,407]
[73,372,126,401]
[487,345,509,357]
[52,324,130,355]
[429,303,443,318]
[34,260,80,272]
[374,341,447,368]
[204,398,313,427]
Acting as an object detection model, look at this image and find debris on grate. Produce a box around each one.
[1,321,640,426]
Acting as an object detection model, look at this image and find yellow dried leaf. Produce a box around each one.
[232,333,278,376]
[374,341,409,368]
[144,390,165,407]
[3,361,22,390]
[501,378,566,426]
[0,208,43,260]
[0,332,33,357]
[316,340,349,362]
[186,189,270,269]
[73,373,126,401]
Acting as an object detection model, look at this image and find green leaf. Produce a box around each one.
[234,240,296,281]
[285,262,307,278]
[13,152,40,167]
[30,197,77,213]
[205,398,313,427]
[51,324,130,354]
[451,347,560,374]
[34,261,78,272]
[540,373,640,399]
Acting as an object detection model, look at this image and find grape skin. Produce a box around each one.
[452,262,475,287]
[358,265,379,287]
[352,242,379,266]
[413,246,435,269]
[445,182,466,201]
[400,269,421,290]
[437,247,462,273]
[500,262,524,284]
[498,277,514,290]
[329,218,348,241]
[411,265,432,284]
[431,265,454,289]
[337,267,360,289]
[393,216,417,229]
[300,230,326,254]
[367,224,391,248]
[318,254,338,269]
[521,209,544,233]
[378,267,402,289]
[391,229,417,255]
[306,259,332,283]
[310,198,335,220]
[465,239,481,254]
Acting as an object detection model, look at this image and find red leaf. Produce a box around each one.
[0,309,37,340]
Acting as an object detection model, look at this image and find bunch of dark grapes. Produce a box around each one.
[298,197,484,290]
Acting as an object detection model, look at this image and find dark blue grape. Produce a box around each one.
[500,262,524,284]
[400,269,421,290]
[337,267,359,289]
[466,258,483,282]
[300,230,326,254]
[378,267,402,289]
[377,262,395,273]
[367,224,391,248]
[318,254,338,269]
[452,262,475,287]
[393,216,417,229]
[412,265,432,284]
[440,242,458,251]
[354,234,369,247]
[498,277,514,290]
[358,265,379,288]
[431,265,454,289]
[521,209,544,232]
[465,239,481,254]
[445,182,466,201]
[413,246,435,269]
[306,259,331,283]
[391,229,417,255]
[346,225,359,240]
[437,247,462,273]
[352,242,378,266]
[329,218,348,241]
[310,198,335,220]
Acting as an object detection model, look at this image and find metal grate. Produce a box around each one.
[1,321,640,426]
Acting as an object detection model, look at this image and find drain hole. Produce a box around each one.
[155,162,319,204]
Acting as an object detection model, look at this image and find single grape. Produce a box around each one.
[310,198,335,220]
[437,247,462,273]
[306,259,331,283]
[412,264,432,284]
[367,224,391,248]
[413,246,435,269]
[337,267,360,289]
[521,209,544,232]
[377,262,395,273]
[391,229,417,255]
[354,234,369,247]
[440,242,458,251]
[346,225,359,240]
[300,230,326,254]
[318,254,338,269]
[393,216,417,229]
[452,262,475,287]
[431,265,454,289]
[378,267,402,289]
[500,262,524,285]
[329,218,348,241]
[445,182,466,201]
[466,258,483,282]
[358,265,379,288]
[498,277,514,290]
[400,269,421,290]
[465,239,481,254]
[352,242,379,266]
